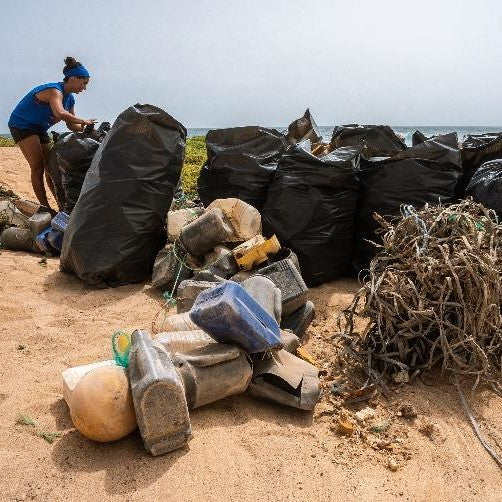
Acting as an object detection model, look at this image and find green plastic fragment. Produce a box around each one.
[112,330,131,368]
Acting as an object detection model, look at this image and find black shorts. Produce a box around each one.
[8,126,50,144]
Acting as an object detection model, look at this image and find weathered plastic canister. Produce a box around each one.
[229,269,254,282]
[248,349,320,411]
[0,200,29,228]
[280,300,315,339]
[203,246,239,279]
[189,282,281,353]
[128,329,192,455]
[269,247,301,274]
[205,198,261,242]
[160,311,200,332]
[0,227,34,252]
[167,207,203,243]
[157,330,215,354]
[27,212,51,238]
[241,275,282,322]
[151,244,192,292]
[13,199,41,217]
[281,329,301,353]
[179,208,233,256]
[173,344,253,409]
[232,234,281,270]
[257,259,308,315]
[192,269,226,282]
[176,280,219,313]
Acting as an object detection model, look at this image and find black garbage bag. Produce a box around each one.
[197,126,288,210]
[456,132,502,198]
[285,108,322,145]
[47,123,111,213]
[60,104,186,287]
[330,124,406,158]
[262,144,360,286]
[466,159,502,215]
[354,133,462,271]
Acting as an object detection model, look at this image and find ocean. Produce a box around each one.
[2,126,502,146]
[188,126,502,146]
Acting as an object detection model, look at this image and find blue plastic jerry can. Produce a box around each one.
[47,229,64,251]
[189,282,281,353]
[51,212,70,233]
[34,227,53,253]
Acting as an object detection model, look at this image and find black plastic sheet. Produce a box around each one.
[457,132,502,198]
[262,144,360,286]
[48,123,110,213]
[466,159,502,215]
[330,124,406,158]
[197,126,288,210]
[354,133,462,271]
[60,104,186,287]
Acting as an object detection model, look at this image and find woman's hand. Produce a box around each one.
[82,118,97,126]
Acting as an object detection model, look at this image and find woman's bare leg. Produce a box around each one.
[41,143,56,200]
[17,135,54,212]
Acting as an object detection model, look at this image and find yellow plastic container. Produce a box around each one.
[233,235,281,270]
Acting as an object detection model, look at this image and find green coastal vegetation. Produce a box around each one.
[0,137,15,147]
[0,135,207,197]
[181,136,206,198]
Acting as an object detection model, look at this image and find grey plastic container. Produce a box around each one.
[128,329,192,455]
[256,259,308,315]
[160,311,200,332]
[242,275,282,322]
[269,247,301,274]
[151,244,192,292]
[0,227,35,252]
[248,349,320,411]
[179,208,233,256]
[280,300,315,339]
[173,344,252,409]
[229,269,254,282]
[192,269,226,282]
[203,246,239,279]
[176,280,219,313]
[281,329,301,353]
[157,330,216,354]
[27,212,52,238]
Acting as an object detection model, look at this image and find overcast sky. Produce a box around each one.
[1,0,501,131]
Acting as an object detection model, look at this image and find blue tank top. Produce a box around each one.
[8,82,75,132]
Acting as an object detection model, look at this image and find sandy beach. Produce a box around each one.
[1,145,501,501]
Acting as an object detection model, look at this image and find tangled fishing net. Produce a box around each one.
[338,200,502,393]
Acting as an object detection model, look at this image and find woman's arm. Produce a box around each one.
[47,89,95,128]
[65,107,84,132]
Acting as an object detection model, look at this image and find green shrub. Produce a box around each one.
[181,136,207,198]
[0,137,16,147]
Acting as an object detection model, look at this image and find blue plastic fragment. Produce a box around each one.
[189,282,281,353]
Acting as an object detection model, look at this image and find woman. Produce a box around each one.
[8,57,96,214]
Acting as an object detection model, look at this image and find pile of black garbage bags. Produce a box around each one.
[56,104,502,289]
[198,112,502,283]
